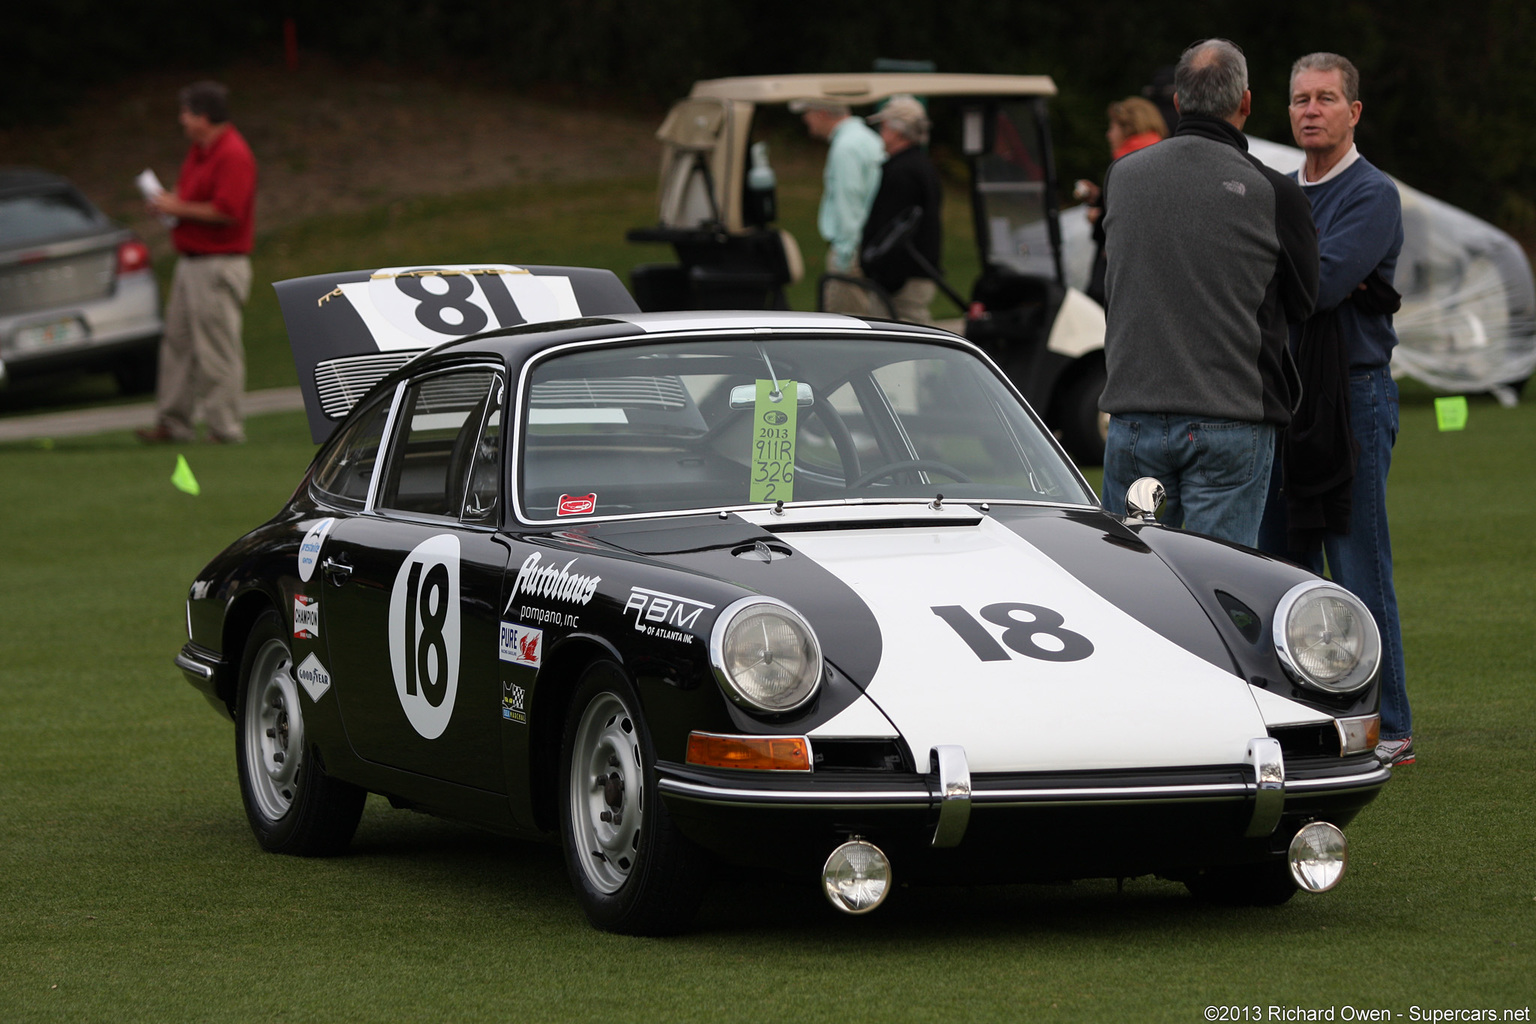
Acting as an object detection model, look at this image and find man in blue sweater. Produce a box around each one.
[1258,52,1414,766]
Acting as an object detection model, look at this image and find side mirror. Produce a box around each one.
[1125,477,1165,522]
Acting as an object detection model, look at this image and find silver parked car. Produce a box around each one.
[0,168,163,394]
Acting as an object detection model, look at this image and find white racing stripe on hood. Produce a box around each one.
[781,516,1266,773]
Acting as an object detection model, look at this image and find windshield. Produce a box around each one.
[518,335,1093,521]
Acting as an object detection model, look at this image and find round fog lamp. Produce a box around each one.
[822,840,891,914]
[1288,821,1348,892]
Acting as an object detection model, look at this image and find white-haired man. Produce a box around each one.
[860,95,943,325]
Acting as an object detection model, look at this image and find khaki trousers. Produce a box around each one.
[821,250,875,316]
[890,277,938,326]
[156,254,252,442]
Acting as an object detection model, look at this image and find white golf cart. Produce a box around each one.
[627,73,1111,464]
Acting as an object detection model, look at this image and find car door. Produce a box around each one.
[320,365,510,792]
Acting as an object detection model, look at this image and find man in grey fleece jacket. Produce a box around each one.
[1099,38,1318,547]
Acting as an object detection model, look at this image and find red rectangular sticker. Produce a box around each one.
[557,493,596,516]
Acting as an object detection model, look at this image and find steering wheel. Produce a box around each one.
[808,400,862,483]
[849,459,972,489]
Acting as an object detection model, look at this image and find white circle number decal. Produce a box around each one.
[389,534,461,739]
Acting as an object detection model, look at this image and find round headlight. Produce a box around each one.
[709,597,823,714]
[1272,581,1381,694]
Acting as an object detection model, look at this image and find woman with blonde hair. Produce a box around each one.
[1078,96,1169,304]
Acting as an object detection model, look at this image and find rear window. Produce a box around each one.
[0,189,106,245]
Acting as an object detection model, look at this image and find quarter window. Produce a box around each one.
[377,369,503,520]
[311,393,394,508]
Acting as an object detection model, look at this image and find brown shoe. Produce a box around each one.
[135,424,177,443]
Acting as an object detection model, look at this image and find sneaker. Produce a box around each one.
[1376,736,1415,766]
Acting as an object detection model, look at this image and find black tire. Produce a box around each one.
[558,660,707,934]
[113,346,158,395]
[235,610,365,856]
[1055,359,1109,467]
[1185,861,1298,906]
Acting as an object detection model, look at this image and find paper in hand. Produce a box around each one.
[136,168,176,227]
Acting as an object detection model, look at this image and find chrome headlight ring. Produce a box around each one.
[708,596,823,714]
[1272,581,1382,695]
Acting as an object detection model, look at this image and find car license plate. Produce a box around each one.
[14,317,88,353]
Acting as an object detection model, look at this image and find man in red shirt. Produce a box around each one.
[137,81,257,444]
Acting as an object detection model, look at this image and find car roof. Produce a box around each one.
[0,167,74,196]
[688,73,1057,104]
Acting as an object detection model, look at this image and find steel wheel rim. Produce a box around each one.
[568,690,643,894]
[242,637,304,822]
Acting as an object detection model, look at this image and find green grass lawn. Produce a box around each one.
[1,377,1532,1021]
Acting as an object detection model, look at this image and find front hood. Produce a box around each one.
[742,506,1267,774]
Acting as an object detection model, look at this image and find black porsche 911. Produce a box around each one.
[177,263,1390,934]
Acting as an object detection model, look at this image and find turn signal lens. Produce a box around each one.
[685,731,811,771]
[1336,714,1380,756]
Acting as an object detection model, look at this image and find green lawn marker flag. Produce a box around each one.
[171,454,201,496]
[1435,395,1469,432]
[750,378,796,503]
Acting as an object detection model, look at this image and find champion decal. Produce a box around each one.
[293,594,319,640]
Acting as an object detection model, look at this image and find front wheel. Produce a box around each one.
[559,661,707,934]
[235,609,365,855]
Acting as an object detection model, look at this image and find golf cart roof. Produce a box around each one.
[689,73,1057,104]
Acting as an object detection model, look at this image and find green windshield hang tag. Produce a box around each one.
[750,378,796,503]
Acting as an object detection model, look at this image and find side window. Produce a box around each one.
[311,392,395,508]
[377,369,501,519]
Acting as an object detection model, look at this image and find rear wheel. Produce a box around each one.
[559,661,707,934]
[1055,359,1108,467]
[1185,861,1297,906]
[235,610,365,855]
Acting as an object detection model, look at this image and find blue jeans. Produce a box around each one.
[1101,413,1276,547]
[1258,366,1410,740]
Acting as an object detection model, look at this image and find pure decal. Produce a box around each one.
[500,621,543,668]
[293,594,319,640]
[297,517,336,583]
[388,534,461,739]
[295,652,332,702]
[624,587,715,644]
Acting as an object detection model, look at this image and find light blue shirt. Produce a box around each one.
[818,117,886,271]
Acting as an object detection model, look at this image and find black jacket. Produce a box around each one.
[860,145,942,293]
[1281,270,1402,553]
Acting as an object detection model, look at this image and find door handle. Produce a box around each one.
[321,556,353,585]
